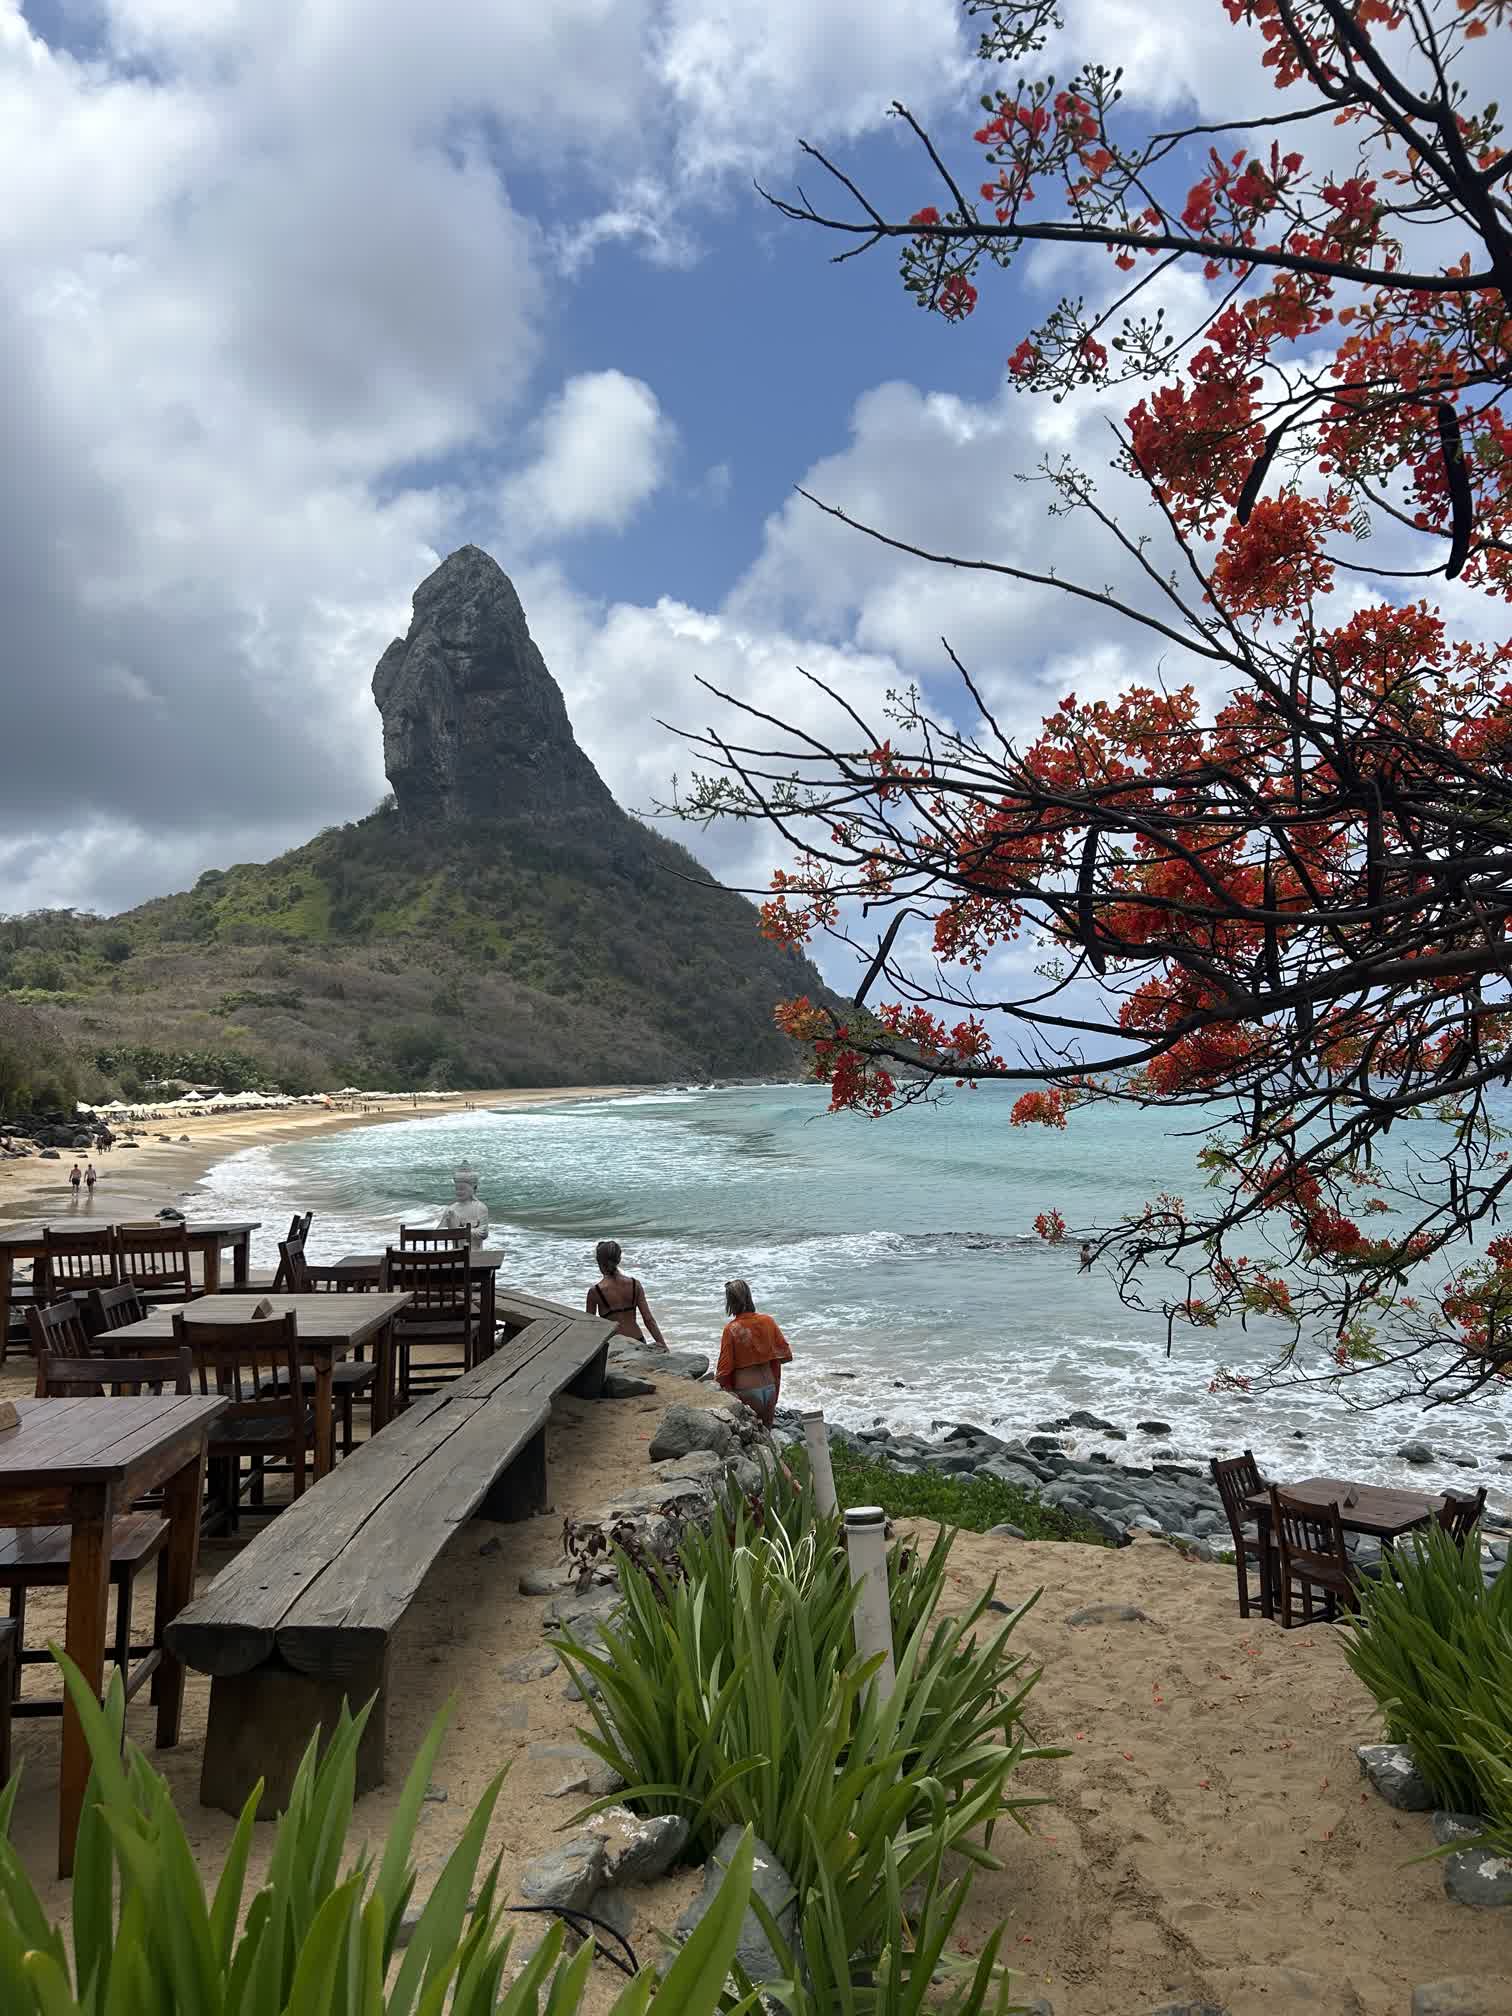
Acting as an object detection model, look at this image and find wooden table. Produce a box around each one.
[329,1250,503,1352]
[0,1393,225,1872]
[0,1218,261,1342]
[1245,1475,1444,1612]
[110,1292,414,1450]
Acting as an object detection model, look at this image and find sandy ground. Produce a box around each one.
[0,1086,626,1226]
[0,1362,1506,2016]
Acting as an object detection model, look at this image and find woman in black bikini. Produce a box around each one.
[586,1240,668,1348]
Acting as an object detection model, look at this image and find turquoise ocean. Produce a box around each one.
[191,1083,1512,1508]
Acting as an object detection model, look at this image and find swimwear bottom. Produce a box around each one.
[736,1383,777,1417]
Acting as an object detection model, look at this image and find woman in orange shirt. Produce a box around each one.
[716,1279,792,1426]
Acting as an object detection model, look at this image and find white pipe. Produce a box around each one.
[844,1505,896,1697]
[801,1409,838,1519]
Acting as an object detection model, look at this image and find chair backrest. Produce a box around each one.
[25,1297,93,1361]
[114,1225,194,1294]
[1211,1450,1264,1542]
[37,1347,193,1398]
[42,1225,121,1292]
[171,1311,304,1432]
[1438,1486,1487,1546]
[398,1226,469,1252]
[285,1211,314,1246]
[83,1282,148,1339]
[380,1246,471,1318]
[276,1238,311,1294]
[1269,1486,1350,1578]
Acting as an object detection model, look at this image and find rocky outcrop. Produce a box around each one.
[372,545,615,829]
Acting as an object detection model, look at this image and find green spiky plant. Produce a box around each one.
[0,1651,762,2015]
[1342,1522,1512,1822]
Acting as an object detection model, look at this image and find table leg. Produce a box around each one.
[155,1444,207,1749]
[313,1363,334,1479]
[373,1320,394,1431]
[60,1484,113,1875]
[231,1233,250,1288]
[0,1250,12,1366]
[481,1271,497,1360]
[1256,1505,1276,1621]
[202,1241,223,1296]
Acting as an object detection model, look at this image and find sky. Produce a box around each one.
[0,0,1487,1002]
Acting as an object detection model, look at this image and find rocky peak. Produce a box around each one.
[372,546,614,828]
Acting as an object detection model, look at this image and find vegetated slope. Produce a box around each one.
[2,802,830,1093]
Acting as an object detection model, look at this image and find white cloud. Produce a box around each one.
[500,372,677,539]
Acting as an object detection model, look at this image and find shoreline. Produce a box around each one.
[0,1084,629,1226]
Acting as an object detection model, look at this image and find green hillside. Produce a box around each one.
[0,800,830,1097]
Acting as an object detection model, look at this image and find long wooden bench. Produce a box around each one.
[166,1308,613,1814]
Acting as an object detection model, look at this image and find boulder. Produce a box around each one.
[1066,1603,1152,1626]
[604,1812,691,1887]
[602,1371,657,1399]
[986,1522,1028,1540]
[674,1825,798,1983]
[1064,1410,1119,1433]
[648,1405,736,1462]
[1397,1441,1435,1465]
[977,1459,1047,1493]
[586,1887,633,1940]
[618,1349,710,1383]
[1433,1813,1512,1908]
[1136,1421,1173,1436]
[1412,1982,1503,2015]
[1356,1742,1435,1813]
[517,1835,608,1913]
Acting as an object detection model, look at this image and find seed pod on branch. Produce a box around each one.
[1236,426,1284,526]
[1436,401,1472,579]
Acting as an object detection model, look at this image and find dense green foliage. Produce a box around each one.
[0,1656,763,2015]
[0,801,833,1095]
[1343,1523,1512,1846]
[0,997,82,1114]
[554,1465,1055,2016]
[828,1449,1106,1544]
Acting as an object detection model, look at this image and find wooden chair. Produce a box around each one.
[114,1225,195,1303]
[381,1247,474,1403]
[82,1282,148,1342]
[243,1213,316,1293]
[263,1241,377,1457]
[173,1313,312,1528]
[0,1352,193,1722]
[1438,1486,1487,1547]
[41,1225,120,1299]
[36,1349,193,1400]
[1211,1451,1274,1620]
[1269,1487,1358,1627]
[24,1298,93,1364]
[398,1227,470,1252]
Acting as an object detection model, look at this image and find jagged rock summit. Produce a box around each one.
[373,545,614,828]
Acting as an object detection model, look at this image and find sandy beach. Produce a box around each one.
[0,1086,627,1226]
[0,1358,1505,2014]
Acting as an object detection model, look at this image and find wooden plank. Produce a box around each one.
[274,1399,549,1680]
[167,1392,493,1676]
[495,1289,581,1329]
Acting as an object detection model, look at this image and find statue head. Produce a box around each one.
[453,1165,480,1205]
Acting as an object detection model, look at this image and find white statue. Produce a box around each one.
[436,1164,489,1247]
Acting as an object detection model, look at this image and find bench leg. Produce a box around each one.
[200,1655,389,1818]
[479,1424,548,1522]
[567,1341,608,1400]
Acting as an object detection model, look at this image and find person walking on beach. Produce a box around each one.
[717,1279,792,1427]
[587,1240,668,1347]
[84,1162,97,1197]
[69,1163,82,1199]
